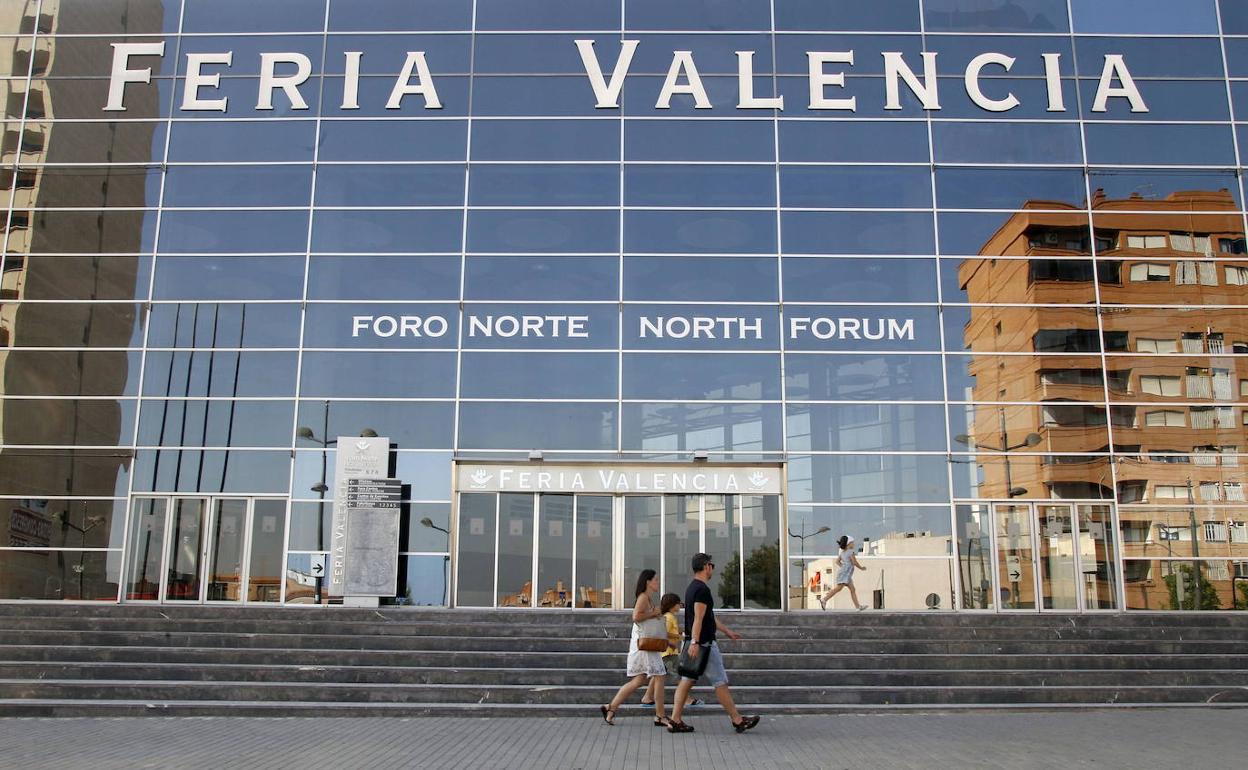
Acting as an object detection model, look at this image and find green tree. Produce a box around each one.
[1163,564,1221,610]
[716,542,781,610]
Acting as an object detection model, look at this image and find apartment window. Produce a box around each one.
[1193,447,1218,466]
[1176,261,1217,286]
[1203,521,1228,542]
[1127,235,1166,249]
[1222,447,1238,467]
[1140,375,1181,396]
[1225,482,1245,502]
[1216,407,1235,429]
[1029,260,1093,282]
[1170,234,1212,255]
[1181,333,1205,354]
[1185,368,1212,398]
[1226,265,1248,285]
[1039,368,1102,387]
[1034,328,1101,353]
[1219,237,1247,254]
[1231,526,1248,546]
[1213,369,1233,401]
[1154,485,1185,499]
[1200,482,1221,502]
[1144,410,1185,427]
[1207,333,1224,354]
[1129,262,1170,281]
[1137,338,1178,354]
[1147,451,1188,463]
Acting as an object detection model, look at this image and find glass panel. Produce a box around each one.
[575,495,613,609]
[536,494,573,608]
[283,553,328,605]
[455,493,496,608]
[664,495,700,598]
[1077,504,1120,609]
[705,496,741,608]
[248,499,286,603]
[497,493,533,607]
[205,498,246,602]
[742,495,781,609]
[1123,559,1245,611]
[623,496,661,605]
[793,557,955,610]
[995,504,1037,610]
[1036,504,1077,610]
[957,504,996,609]
[123,497,165,600]
[0,550,119,601]
[164,498,205,602]
[392,555,451,607]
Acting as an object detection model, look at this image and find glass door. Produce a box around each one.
[1076,504,1120,610]
[124,496,286,604]
[1036,504,1077,610]
[206,498,247,602]
[993,503,1037,610]
[164,498,207,602]
[536,494,573,607]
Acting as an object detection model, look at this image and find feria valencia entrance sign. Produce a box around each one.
[456,463,784,495]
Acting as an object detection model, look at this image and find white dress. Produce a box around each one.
[626,600,667,678]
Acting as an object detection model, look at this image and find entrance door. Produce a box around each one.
[456,491,781,609]
[991,502,1113,611]
[123,496,286,604]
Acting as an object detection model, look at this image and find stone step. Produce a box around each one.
[3,645,1242,671]
[0,629,1238,655]
[3,605,1247,629]
[3,680,1247,707]
[4,662,1245,689]
[4,699,1245,719]
[6,616,1243,641]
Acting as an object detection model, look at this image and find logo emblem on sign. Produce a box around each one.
[469,470,493,488]
[748,472,769,490]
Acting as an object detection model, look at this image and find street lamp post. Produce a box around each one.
[420,517,452,606]
[787,523,831,608]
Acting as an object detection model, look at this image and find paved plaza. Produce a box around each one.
[0,708,1244,769]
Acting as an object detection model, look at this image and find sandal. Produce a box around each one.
[640,699,655,706]
[687,698,704,707]
[653,716,674,728]
[732,715,761,733]
[599,704,616,725]
[666,720,695,733]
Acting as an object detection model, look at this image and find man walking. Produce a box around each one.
[667,552,761,734]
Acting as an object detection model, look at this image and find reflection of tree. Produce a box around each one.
[717,543,781,610]
[1163,564,1220,610]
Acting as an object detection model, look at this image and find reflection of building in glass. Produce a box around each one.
[0,0,150,599]
[959,189,1248,610]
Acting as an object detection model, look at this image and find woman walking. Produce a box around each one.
[818,535,869,611]
[600,569,671,726]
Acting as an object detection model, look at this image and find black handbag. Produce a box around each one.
[676,640,711,679]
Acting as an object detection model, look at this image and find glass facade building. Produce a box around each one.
[2,0,1248,612]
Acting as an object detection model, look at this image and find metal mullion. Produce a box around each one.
[157,496,174,603]
[738,496,746,610]
[240,498,256,606]
[530,493,539,609]
[658,495,666,595]
[570,495,578,610]
[491,492,500,609]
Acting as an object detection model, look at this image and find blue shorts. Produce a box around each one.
[682,641,729,688]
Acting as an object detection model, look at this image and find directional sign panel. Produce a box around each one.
[1005,555,1023,582]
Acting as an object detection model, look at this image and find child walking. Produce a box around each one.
[642,593,703,708]
[818,535,869,611]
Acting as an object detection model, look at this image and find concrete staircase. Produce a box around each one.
[0,604,1246,717]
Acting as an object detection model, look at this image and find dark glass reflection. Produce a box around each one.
[924,0,1070,32]
[622,353,782,400]
[458,403,617,450]
[137,400,294,447]
[788,404,948,452]
[1070,0,1218,34]
[786,353,945,402]
[621,403,783,453]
